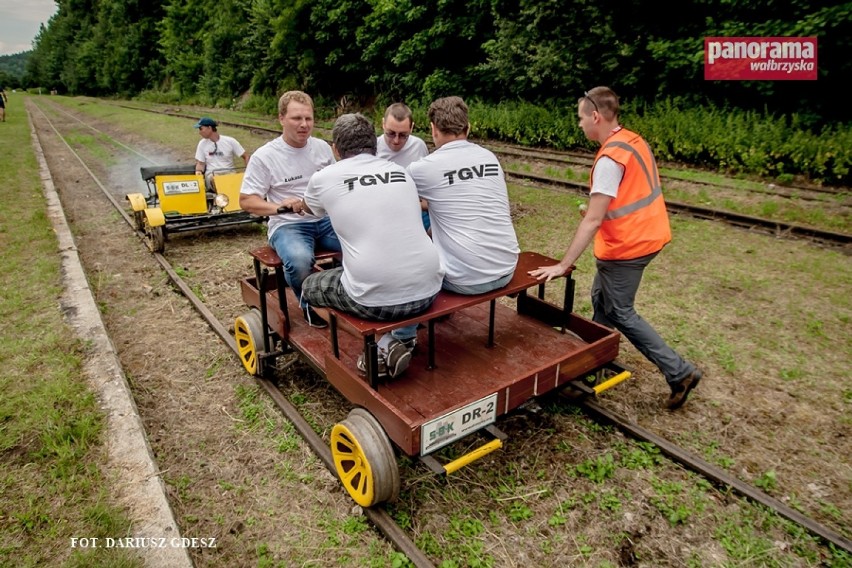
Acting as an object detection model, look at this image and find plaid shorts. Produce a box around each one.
[302,268,436,321]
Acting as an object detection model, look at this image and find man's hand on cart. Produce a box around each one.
[528,262,570,282]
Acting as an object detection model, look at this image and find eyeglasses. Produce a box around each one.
[583,91,599,113]
[384,131,410,141]
[208,142,219,156]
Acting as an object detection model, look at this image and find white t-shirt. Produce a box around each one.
[408,139,519,286]
[303,154,444,306]
[240,136,335,238]
[377,134,428,167]
[590,155,623,198]
[195,135,246,174]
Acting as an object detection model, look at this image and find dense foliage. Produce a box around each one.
[18,0,852,184]
[0,53,28,89]
[25,1,850,119]
[466,99,851,185]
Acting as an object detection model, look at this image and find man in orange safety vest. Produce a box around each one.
[529,86,703,410]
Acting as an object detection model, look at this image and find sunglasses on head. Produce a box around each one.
[582,91,600,114]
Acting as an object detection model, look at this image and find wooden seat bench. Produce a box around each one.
[249,245,576,388]
[326,251,575,386]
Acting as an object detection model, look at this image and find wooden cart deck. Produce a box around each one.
[240,252,621,456]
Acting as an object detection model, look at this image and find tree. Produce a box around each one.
[246,0,315,97]
[357,0,495,103]
[159,0,209,97]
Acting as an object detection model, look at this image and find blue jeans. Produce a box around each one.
[592,252,694,385]
[391,272,514,342]
[268,218,341,307]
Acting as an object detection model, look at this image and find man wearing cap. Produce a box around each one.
[194,117,249,189]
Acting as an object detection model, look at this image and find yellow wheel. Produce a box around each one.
[133,210,145,232]
[234,309,265,376]
[331,412,399,507]
[349,408,399,502]
[144,223,165,253]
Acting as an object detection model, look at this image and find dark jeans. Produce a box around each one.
[268,217,341,308]
[592,252,694,385]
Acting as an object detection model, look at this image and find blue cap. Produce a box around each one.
[194,117,217,128]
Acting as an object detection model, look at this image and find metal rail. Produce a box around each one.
[505,169,851,249]
[489,141,850,199]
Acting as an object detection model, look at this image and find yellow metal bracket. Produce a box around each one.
[443,438,503,475]
[143,207,166,227]
[592,370,632,395]
[126,193,147,212]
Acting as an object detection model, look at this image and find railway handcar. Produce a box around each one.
[126,165,261,252]
[235,246,628,507]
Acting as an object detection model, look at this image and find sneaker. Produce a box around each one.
[384,339,411,378]
[302,306,328,328]
[667,369,703,410]
[356,351,388,378]
[355,340,412,380]
[399,337,418,353]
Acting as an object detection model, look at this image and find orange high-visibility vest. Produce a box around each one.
[591,128,671,260]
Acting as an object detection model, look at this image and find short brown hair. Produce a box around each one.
[279,90,314,116]
[579,86,619,120]
[384,102,414,124]
[428,96,469,136]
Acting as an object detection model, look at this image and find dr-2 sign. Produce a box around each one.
[420,393,498,455]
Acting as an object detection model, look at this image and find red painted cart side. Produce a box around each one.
[239,251,620,456]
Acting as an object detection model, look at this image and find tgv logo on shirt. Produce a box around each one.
[343,171,407,191]
[443,164,500,185]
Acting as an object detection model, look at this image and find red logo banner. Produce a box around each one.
[704,37,817,81]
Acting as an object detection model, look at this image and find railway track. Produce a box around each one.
[490,141,850,199]
[503,169,852,249]
[29,98,852,564]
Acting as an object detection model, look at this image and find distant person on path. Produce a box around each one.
[290,113,444,379]
[239,91,340,329]
[377,102,431,231]
[528,86,703,410]
[390,96,519,351]
[193,117,249,189]
[0,87,7,122]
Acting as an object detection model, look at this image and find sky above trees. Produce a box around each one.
[0,0,58,56]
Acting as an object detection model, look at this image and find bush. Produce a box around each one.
[459,98,850,186]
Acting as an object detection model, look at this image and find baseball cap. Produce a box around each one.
[194,117,217,128]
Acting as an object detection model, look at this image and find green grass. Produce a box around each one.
[0,96,141,567]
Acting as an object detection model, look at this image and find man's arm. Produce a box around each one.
[195,160,205,175]
[528,193,612,281]
[239,193,288,216]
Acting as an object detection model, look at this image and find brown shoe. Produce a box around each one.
[667,369,703,410]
